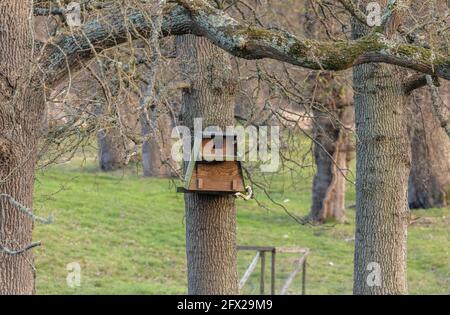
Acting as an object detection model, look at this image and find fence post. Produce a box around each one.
[302,257,307,295]
[271,249,276,295]
[260,251,266,295]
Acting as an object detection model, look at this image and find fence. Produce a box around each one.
[238,246,309,295]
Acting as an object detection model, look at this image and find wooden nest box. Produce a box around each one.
[179,131,246,195]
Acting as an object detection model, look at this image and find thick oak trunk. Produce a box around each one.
[408,82,450,209]
[177,35,238,295]
[0,0,45,294]
[352,18,410,295]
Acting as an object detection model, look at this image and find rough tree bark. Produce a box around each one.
[177,35,238,295]
[305,1,354,223]
[0,1,45,294]
[408,81,450,208]
[352,15,410,294]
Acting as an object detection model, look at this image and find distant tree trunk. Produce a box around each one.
[95,61,139,172]
[352,17,410,295]
[97,127,128,172]
[0,1,44,294]
[408,82,450,208]
[139,8,174,178]
[177,35,238,295]
[141,106,173,177]
[311,101,353,223]
[305,2,354,223]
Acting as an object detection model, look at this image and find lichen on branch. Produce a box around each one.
[39,0,450,87]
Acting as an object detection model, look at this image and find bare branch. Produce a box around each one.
[336,0,368,26]
[427,76,450,138]
[0,193,53,224]
[403,74,428,94]
[40,0,450,88]
[33,7,65,16]
[0,242,42,256]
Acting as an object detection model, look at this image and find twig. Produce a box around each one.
[0,194,53,224]
[0,242,42,256]
[427,76,450,138]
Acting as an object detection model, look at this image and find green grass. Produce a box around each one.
[33,154,450,295]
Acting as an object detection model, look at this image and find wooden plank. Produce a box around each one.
[276,247,309,254]
[189,178,244,192]
[279,254,308,295]
[188,161,245,192]
[197,162,241,178]
[239,251,260,291]
[184,138,202,189]
[237,246,276,252]
[178,189,237,196]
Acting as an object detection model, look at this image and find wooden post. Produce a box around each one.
[271,249,276,295]
[260,251,266,295]
[302,258,307,295]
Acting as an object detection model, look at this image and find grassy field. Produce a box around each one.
[33,152,450,295]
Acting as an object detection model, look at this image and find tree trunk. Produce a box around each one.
[352,19,410,295]
[97,128,128,172]
[141,107,174,178]
[310,80,354,223]
[94,61,139,172]
[0,0,44,294]
[408,82,450,209]
[304,1,354,223]
[177,35,238,295]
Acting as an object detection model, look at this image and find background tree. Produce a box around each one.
[304,0,354,223]
[408,82,450,209]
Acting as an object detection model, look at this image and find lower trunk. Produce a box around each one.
[97,128,128,171]
[0,145,38,294]
[184,194,238,294]
[177,35,238,295]
[0,0,44,294]
[311,104,354,223]
[352,18,410,294]
[408,82,450,209]
[352,63,410,295]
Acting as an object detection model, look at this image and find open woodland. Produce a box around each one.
[0,0,449,295]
